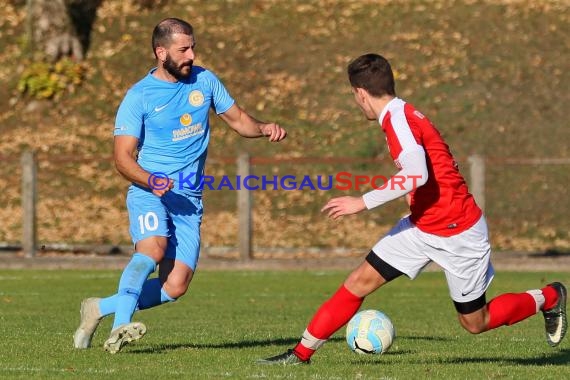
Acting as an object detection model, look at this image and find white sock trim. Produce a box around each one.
[526,289,545,313]
[300,329,327,350]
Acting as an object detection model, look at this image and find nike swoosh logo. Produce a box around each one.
[154,104,169,112]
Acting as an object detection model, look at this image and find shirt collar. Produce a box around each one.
[379,97,403,126]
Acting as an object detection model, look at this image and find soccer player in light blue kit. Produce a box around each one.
[73,18,287,353]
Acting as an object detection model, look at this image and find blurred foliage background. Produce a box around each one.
[0,0,568,254]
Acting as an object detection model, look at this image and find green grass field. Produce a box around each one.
[1,269,569,379]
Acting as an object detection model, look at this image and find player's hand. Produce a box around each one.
[321,196,366,220]
[148,175,174,197]
[152,180,174,197]
[260,123,287,142]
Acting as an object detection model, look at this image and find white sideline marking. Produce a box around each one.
[0,292,40,296]
[1,367,116,374]
[0,276,23,280]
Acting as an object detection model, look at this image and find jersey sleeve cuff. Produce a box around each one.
[363,191,384,210]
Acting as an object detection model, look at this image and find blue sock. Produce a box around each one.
[112,253,156,330]
[99,294,118,317]
[98,278,176,316]
[160,287,176,303]
[138,278,176,309]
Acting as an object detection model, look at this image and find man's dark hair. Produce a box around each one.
[347,54,396,97]
[152,18,194,58]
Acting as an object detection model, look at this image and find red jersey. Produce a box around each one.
[381,98,482,236]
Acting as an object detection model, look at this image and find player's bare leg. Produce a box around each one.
[158,258,195,300]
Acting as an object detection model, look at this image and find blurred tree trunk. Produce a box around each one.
[27,0,102,61]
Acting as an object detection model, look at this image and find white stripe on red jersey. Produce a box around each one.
[379,98,481,236]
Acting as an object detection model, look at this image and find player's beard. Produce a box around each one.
[164,54,193,81]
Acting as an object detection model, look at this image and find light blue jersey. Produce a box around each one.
[114,66,234,270]
[114,66,235,196]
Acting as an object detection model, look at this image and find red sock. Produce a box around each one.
[294,285,363,361]
[487,292,538,330]
[542,285,559,311]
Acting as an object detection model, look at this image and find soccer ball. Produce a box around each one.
[346,309,395,354]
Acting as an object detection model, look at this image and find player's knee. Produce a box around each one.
[344,274,371,296]
[459,317,486,334]
[163,263,194,299]
[168,287,186,299]
[164,281,189,299]
[455,295,488,334]
[344,264,386,297]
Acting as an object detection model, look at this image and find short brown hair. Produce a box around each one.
[347,54,396,97]
[152,18,194,58]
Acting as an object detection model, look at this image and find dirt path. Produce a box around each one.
[0,251,569,272]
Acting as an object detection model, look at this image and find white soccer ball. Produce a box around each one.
[346,309,395,354]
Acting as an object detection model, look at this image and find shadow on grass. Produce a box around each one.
[440,349,570,366]
[129,335,451,355]
[349,348,570,367]
[132,332,570,368]
[129,336,322,354]
[400,335,454,342]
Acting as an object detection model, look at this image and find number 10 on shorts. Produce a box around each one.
[138,212,159,234]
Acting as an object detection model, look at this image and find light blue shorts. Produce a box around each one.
[126,186,203,270]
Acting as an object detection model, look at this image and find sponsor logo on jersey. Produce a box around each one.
[180,113,192,126]
[189,90,204,107]
[172,123,204,142]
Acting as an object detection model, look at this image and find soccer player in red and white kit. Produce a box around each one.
[258,53,567,365]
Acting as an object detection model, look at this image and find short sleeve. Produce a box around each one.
[205,71,235,115]
[114,88,145,138]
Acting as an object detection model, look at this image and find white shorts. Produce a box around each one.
[372,215,494,303]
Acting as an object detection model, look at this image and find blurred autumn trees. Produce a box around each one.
[19,0,167,61]
[22,0,100,61]
[2,1,567,251]
[14,0,167,99]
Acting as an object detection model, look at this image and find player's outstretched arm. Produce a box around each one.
[219,104,287,142]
